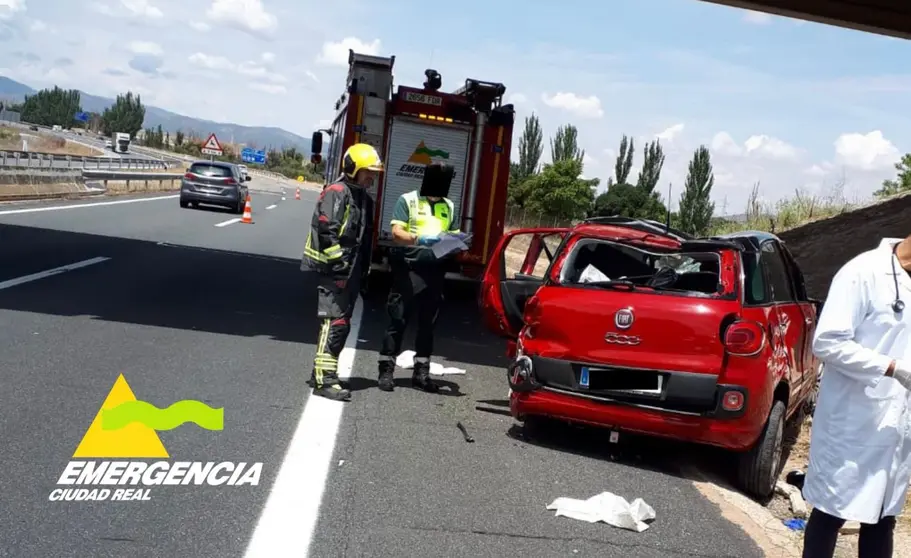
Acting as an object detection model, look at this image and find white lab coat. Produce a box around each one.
[803,240,911,523]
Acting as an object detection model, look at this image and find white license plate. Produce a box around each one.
[404,92,443,106]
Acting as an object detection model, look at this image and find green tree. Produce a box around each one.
[613,135,635,186]
[550,124,584,164]
[102,92,145,137]
[523,158,597,221]
[507,113,545,207]
[591,185,667,221]
[874,154,911,198]
[19,86,82,127]
[636,140,664,194]
[175,130,185,146]
[677,146,716,236]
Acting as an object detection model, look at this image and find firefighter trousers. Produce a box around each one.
[312,269,361,388]
[379,260,445,368]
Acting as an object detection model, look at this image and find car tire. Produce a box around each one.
[737,399,786,499]
[179,199,189,208]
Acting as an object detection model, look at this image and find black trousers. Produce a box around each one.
[379,260,445,366]
[802,508,895,558]
[312,268,360,387]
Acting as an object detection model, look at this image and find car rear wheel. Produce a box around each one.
[179,199,189,208]
[737,399,785,499]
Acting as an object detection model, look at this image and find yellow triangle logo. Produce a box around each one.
[72,374,169,459]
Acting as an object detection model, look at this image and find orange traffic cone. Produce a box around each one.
[241,194,253,224]
[295,188,301,200]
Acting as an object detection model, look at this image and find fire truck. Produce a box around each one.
[310,50,516,284]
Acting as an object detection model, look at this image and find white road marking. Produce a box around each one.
[0,195,178,216]
[0,257,111,291]
[214,218,241,227]
[244,297,363,558]
[266,204,277,210]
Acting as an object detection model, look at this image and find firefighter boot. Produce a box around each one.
[412,360,439,393]
[378,360,395,392]
[313,382,352,402]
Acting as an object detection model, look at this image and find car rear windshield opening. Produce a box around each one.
[559,238,724,296]
[188,164,231,177]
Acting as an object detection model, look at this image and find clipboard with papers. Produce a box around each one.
[432,232,472,258]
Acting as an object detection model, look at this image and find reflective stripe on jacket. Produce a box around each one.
[302,180,372,275]
[394,190,459,237]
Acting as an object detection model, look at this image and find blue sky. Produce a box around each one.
[1,0,909,211]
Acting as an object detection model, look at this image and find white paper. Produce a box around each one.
[395,350,466,375]
[579,264,610,283]
[546,491,656,532]
[431,235,468,258]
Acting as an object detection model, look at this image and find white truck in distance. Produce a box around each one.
[112,132,130,154]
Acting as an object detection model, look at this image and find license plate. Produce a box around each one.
[404,92,443,106]
[580,367,663,395]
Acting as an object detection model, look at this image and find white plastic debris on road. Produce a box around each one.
[395,350,466,375]
[546,492,656,532]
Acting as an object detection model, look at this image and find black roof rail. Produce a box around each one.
[581,215,694,241]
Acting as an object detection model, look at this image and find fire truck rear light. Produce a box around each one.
[721,390,745,412]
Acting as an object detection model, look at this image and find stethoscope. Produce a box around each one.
[891,242,906,314]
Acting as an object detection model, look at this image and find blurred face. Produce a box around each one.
[354,169,378,187]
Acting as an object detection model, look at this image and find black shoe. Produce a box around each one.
[378,369,395,392]
[313,383,351,401]
[306,376,315,388]
[412,363,439,393]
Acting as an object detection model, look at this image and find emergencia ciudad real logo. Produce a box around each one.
[50,374,262,502]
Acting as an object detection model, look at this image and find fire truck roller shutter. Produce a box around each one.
[377,118,472,243]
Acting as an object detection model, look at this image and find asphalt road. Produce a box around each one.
[0,184,764,558]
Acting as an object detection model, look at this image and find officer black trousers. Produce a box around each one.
[379,261,445,365]
[312,270,360,388]
[802,508,895,558]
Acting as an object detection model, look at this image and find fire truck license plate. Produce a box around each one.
[404,92,443,106]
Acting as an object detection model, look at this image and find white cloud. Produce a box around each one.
[188,52,233,70]
[89,2,115,16]
[29,19,46,31]
[0,0,26,20]
[305,70,319,83]
[189,52,285,84]
[316,37,382,66]
[206,0,277,37]
[743,10,772,24]
[541,92,604,119]
[507,93,528,105]
[834,131,901,171]
[250,83,286,94]
[656,123,685,142]
[710,132,799,160]
[129,41,163,56]
[121,0,162,18]
[261,52,275,63]
[189,21,210,31]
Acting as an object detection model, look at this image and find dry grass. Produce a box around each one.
[0,126,100,157]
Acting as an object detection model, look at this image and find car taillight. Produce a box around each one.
[184,173,193,179]
[224,178,236,184]
[723,320,765,356]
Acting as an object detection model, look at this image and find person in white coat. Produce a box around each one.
[801,236,911,558]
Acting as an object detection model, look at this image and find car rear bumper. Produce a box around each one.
[509,355,761,451]
[180,187,241,206]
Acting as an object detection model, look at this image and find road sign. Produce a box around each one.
[201,133,223,156]
[75,112,89,122]
[241,147,267,164]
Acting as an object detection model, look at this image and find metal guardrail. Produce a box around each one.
[0,150,171,170]
[82,169,184,190]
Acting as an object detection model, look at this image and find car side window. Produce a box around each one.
[742,252,768,305]
[779,243,809,302]
[760,241,795,303]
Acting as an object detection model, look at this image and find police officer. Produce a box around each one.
[302,143,381,401]
[377,162,467,393]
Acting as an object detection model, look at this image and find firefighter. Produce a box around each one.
[302,143,381,401]
[377,162,468,393]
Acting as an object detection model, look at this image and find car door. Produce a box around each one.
[759,240,807,410]
[479,227,571,341]
[779,242,819,401]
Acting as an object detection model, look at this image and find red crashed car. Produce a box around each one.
[479,217,821,498]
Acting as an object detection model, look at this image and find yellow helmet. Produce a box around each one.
[342,143,384,179]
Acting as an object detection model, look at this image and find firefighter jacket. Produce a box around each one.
[302,179,374,278]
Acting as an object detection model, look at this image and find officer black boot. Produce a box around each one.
[412,360,439,393]
[313,382,351,401]
[378,360,395,392]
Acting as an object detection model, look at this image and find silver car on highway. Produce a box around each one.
[179,160,251,213]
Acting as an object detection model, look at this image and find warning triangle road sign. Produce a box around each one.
[201,133,223,155]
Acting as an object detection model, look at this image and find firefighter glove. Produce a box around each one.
[417,235,440,246]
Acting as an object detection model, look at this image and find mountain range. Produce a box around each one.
[0,76,312,151]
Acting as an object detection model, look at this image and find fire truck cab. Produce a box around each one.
[310,50,516,284]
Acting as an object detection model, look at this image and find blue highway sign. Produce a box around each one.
[241,148,267,164]
[75,112,89,122]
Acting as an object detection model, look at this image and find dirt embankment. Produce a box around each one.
[0,126,100,157]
